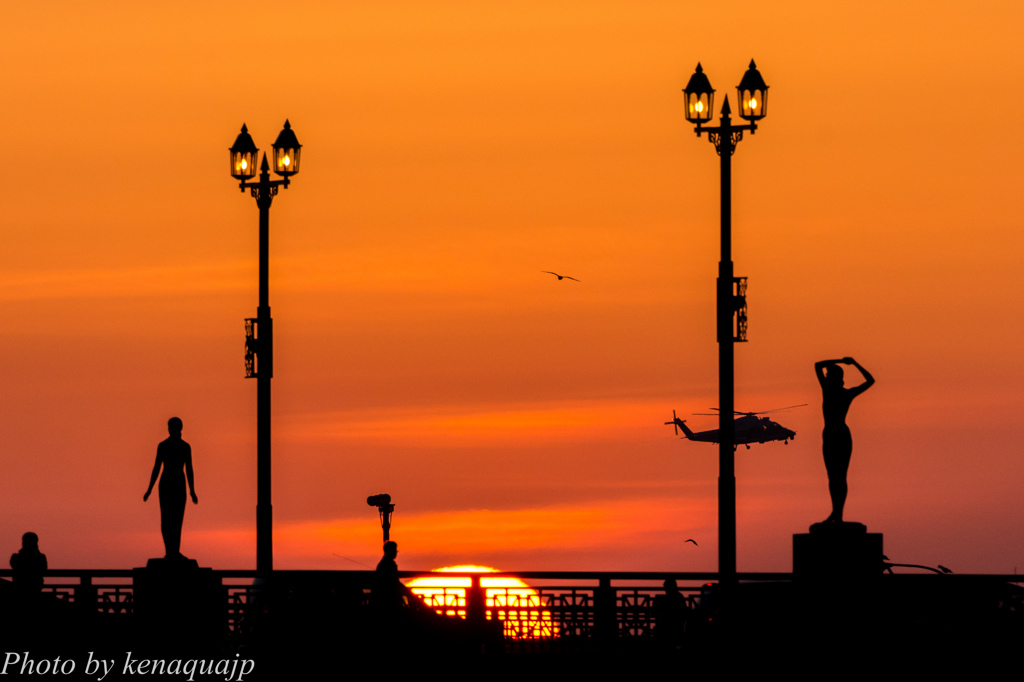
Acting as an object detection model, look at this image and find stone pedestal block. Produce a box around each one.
[794,522,883,577]
[132,557,223,647]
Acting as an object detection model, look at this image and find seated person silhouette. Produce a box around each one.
[10,532,47,595]
[144,417,198,559]
[814,357,874,524]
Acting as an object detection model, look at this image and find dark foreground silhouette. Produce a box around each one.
[370,541,455,630]
[10,532,47,595]
[144,417,198,558]
[815,357,874,523]
[372,540,408,610]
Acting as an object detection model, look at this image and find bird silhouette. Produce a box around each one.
[542,271,579,282]
[685,539,698,546]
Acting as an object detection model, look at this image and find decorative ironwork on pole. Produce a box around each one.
[244,318,258,378]
[733,277,748,342]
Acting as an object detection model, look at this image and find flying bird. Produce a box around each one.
[685,539,698,546]
[542,271,580,282]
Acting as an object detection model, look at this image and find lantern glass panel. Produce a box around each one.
[738,87,767,120]
[273,146,300,177]
[231,149,258,181]
[686,91,714,123]
[739,89,756,118]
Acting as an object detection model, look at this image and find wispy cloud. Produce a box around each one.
[0,262,252,301]
[185,496,717,570]
[278,399,671,447]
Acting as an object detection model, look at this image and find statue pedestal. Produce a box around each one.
[793,522,883,577]
[133,558,223,647]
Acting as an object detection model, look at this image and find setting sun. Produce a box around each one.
[407,565,556,638]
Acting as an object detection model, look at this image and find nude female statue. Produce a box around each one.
[144,417,198,558]
[814,357,874,524]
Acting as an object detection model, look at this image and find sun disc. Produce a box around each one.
[406,565,556,638]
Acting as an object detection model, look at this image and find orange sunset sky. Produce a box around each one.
[1,1,1022,574]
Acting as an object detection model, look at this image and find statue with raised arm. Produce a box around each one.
[144,417,198,558]
[814,357,874,524]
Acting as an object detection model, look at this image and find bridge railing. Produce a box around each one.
[0,568,719,639]
[403,572,721,639]
[2,569,1019,642]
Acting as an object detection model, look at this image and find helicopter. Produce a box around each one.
[664,405,805,449]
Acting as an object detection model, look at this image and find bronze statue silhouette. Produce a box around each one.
[815,357,874,524]
[144,417,198,558]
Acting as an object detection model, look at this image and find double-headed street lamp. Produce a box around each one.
[229,120,303,574]
[683,60,769,584]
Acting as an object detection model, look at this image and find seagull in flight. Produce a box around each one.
[685,539,698,546]
[542,271,580,282]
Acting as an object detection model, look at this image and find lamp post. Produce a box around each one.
[229,120,303,574]
[683,61,769,585]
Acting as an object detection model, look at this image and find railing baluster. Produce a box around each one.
[594,577,616,641]
[466,573,487,626]
[75,574,96,615]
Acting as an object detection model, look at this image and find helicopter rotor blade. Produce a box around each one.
[663,409,679,436]
[758,403,808,414]
[731,404,809,416]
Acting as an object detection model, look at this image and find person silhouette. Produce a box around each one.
[815,357,874,524]
[144,417,198,558]
[10,532,47,595]
[370,541,439,647]
[372,541,408,612]
[653,578,688,647]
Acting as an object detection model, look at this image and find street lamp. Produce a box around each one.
[229,120,303,574]
[683,60,769,585]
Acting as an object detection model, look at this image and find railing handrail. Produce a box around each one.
[2,568,1021,582]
